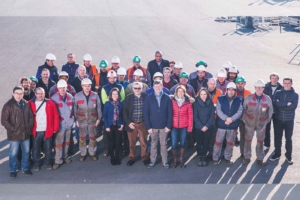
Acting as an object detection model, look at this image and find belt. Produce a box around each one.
[134,121,144,124]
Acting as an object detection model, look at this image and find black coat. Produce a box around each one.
[189,77,208,94]
[273,87,299,122]
[123,93,148,132]
[147,59,169,85]
[264,82,283,100]
[36,78,56,98]
[193,97,214,129]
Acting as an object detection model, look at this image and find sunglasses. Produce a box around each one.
[153,81,162,85]
[133,88,141,90]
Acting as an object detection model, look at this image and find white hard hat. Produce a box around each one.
[153,72,163,80]
[133,69,144,76]
[254,79,265,87]
[196,65,206,72]
[117,67,126,75]
[83,54,92,61]
[59,71,69,77]
[217,68,227,78]
[111,56,120,64]
[228,65,238,73]
[107,70,117,78]
[45,53,56,61]
[81,78,92,85]
[226,82,237,89]
[222,61,232,69]
[174,62,183,69]
[57,80,68,88]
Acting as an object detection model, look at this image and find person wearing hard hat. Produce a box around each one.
[125,69,149,96]
[169,61,175,74]
[206,78,223,158]
[20,77,35,101]
[29,76,38,91]
[242,79,273,166]
[74,78,102,161]
[71,65,94,93]
[216,68,229,94]
[117,67,129,89]
[61,53,79,84]
[227,65,239,82]
[93,60,109,93]
[49,71,76,97]
[271,78,298,164]
[189,65,208,94]
[108,56,121,73]
[222,61,232,72]
[188,60,213,81]
[36,68,56,99]
[213,82,243,165]
[101,70,125,104]
[235,76,251,151]
[147,51,170,85]
[170,71,195,98]
[36,53,59,83]
[126,55,151,87]
[50,80,75,169]
[83,54,97,80]
[146,72,170,95]
[263,72,282,150]
[163,67,178,90]
[171,62,183,83]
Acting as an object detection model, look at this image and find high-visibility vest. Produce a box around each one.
[212,88,223,118]
[127,66,147,81]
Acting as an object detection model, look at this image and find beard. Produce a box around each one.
[23,86,29,91]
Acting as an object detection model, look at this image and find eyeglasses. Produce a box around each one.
[133,88,141,90]
[14,92,24,96]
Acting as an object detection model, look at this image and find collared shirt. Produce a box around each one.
[132,95,144,123]
[154,91,163,107]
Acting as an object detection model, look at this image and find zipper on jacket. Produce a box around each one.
[178,106,180,128]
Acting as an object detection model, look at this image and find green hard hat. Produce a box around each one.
[133,55,141,63]
[29,76,38,83]
[179,71,189,79]
[195,60,207,67]
[235,76,246,83]
[99,60,108,68]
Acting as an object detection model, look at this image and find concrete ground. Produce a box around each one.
[0,0,300,199]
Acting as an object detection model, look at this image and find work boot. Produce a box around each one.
[202,156,208,167]
[90,155,98,161]
[52,164,60,170]
[180,148,186,168]
[256,159,266,167]
[213,160,220,166]
[197,156,203,167]
[242,159,250,165]
[225,159,233,165]
[64,158,72,164]
[103,150,109,157]
[172,150,177,168]
[79,156,86,162]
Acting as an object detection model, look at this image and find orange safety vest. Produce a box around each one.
[127,66,147,81]
[237,89,252,99]
[212,88,222,118]
[90,65,98,77]
[93,73,101,93]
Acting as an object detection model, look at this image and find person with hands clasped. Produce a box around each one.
[103,88,124,165]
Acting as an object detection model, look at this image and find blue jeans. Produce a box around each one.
[9,139,30,172]
[33,131,52,166]
[171,128,187,150]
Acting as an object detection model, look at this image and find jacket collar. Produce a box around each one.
[253,93,266,101]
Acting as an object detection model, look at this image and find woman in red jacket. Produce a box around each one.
[171,85,193,168]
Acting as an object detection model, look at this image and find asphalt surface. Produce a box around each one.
[1,0,300,199]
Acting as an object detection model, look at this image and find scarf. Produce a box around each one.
[175,96,185,107]
[111,101,119,124]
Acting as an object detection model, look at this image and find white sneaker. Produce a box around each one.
[263,146,270,151]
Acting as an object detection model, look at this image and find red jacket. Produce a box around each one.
[171,98,193,132]
[29,97,60,138]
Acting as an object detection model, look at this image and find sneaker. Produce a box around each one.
[162,163,169,169]
[127,160,135,166]
[46,164,52,170]
[10,172,17,179]
[197,156,203,167]
[285,157,294,164]
[64,158,72,164]
[147,162,155,168]
[52,164,60,170]
[143,160,149,166]
[242,159,250,165]
[34,165,40,172]
[213,160,219,166]
[79,156,86,162]
[225,159,233,165]
[90,155,98,161]
[270,155,280,161]
[263,146,270,151]
[22,170,33,176]
[256,160,266,166]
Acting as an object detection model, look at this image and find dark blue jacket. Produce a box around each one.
[103,101,124,128]
[146,87,170,95]
[117,80,129,89]
[193,97,214,129]
[147,59,169,85]
[36,63,59,83]
[102,82,123,96]
[273,87,299,122]
[217,96,241,129]
[70,76,95,93]
[61,62,79,84]
[189,77,208,94]
[143,92,173,130]
[264,82,283,100]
